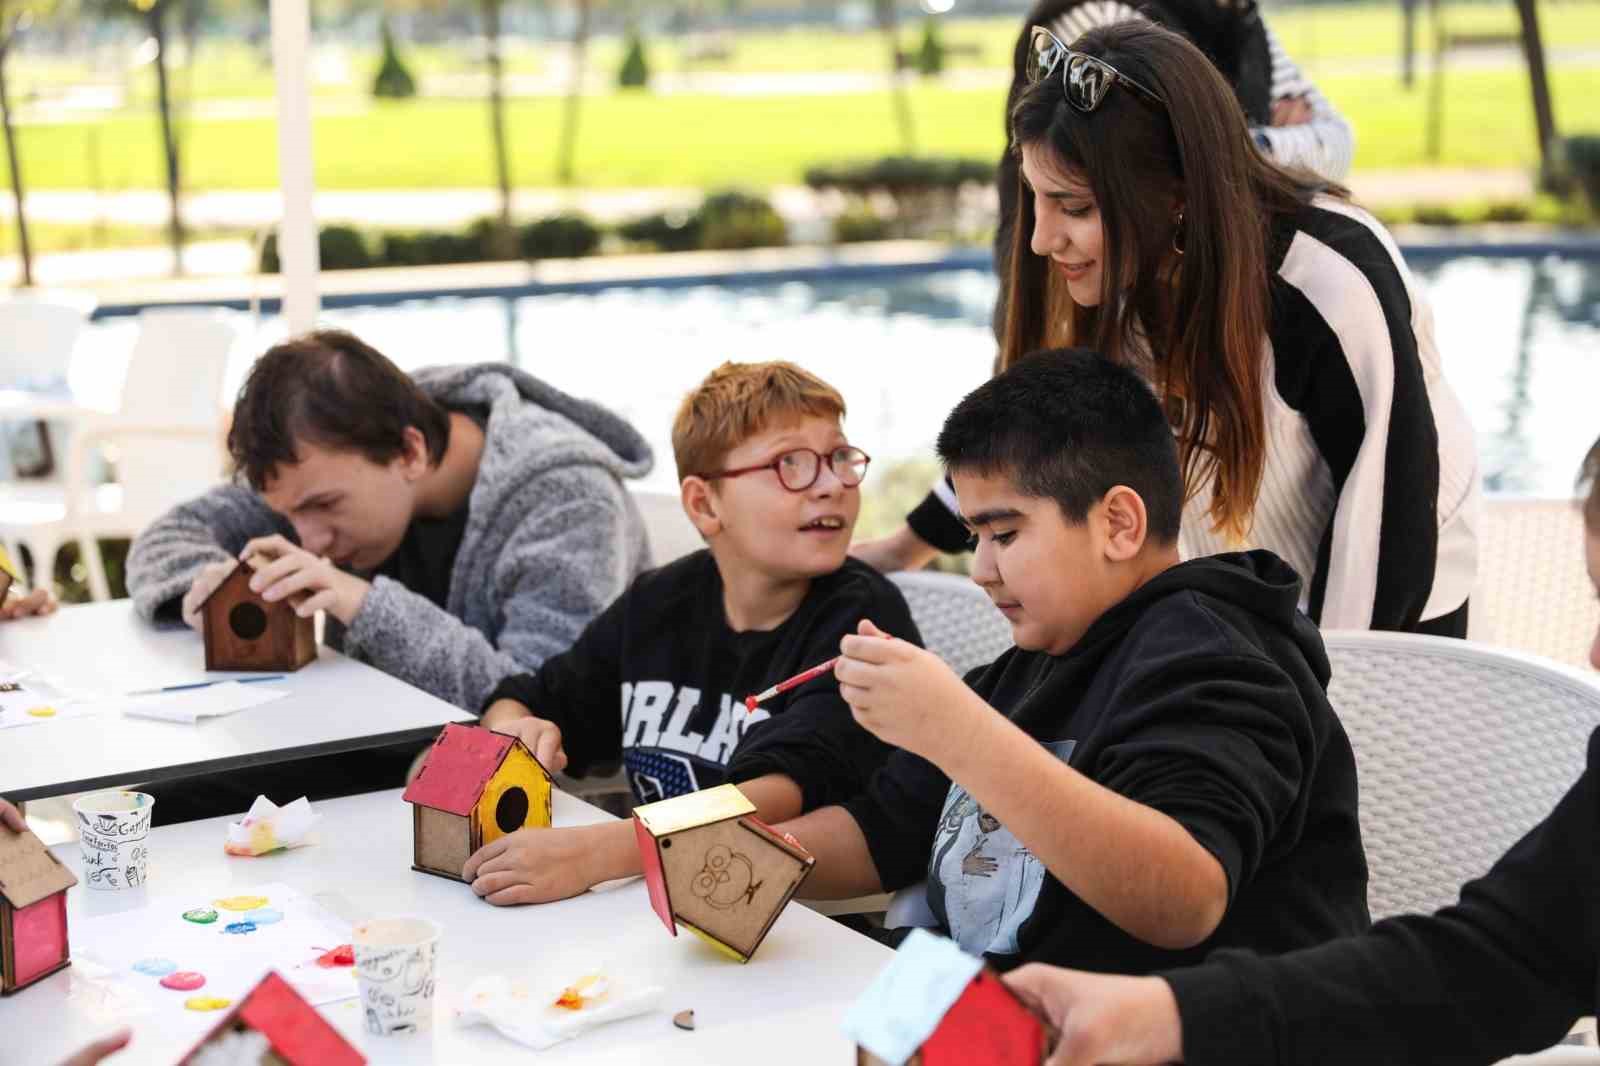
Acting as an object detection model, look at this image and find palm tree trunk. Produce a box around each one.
[875,0,915,153]
[0,36,34,287]
[481,0,514,252]
[556,0,590,186]
[150,3,185,276]
[1512,0,1557,169]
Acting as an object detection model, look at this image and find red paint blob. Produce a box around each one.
[160,971,207,991]
[315,944,354,968]
[743,695,757,713]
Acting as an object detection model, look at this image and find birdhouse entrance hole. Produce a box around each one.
[229,602,268,641]
[494,787,528,834]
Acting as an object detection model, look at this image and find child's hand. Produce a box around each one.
[182,560,237,630]
[0,798,25,832]
[487,714,568,774]
[835,618,983,764]
[0,586,57,620]
[463,826,597,905]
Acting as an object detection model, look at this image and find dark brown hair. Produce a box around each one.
[1002,20,1339,540]
[226,329,450,490]
[1580,436,1600,532]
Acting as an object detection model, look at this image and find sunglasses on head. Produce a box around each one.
[1025,26,1165,113]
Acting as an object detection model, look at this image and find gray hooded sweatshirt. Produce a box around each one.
[125,363,654,711]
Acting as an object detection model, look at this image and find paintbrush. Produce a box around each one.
[742,656,841,715]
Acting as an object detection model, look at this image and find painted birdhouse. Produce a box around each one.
[844,929,1052,1066]
[0,820,77,995]
[179,970,365,1066]
[633,783,814,963]
[402,722,553,882]
[0,543,19,605]
[201,556,317,673]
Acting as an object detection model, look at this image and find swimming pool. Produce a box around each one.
[77,249,1600,499]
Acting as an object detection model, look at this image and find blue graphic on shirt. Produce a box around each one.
[619,681,770,804]
[928,738,1076,956]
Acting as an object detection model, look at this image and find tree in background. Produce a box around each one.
[478,0,515,255]
[915,15,944,77]
[874,0,914,152]
[108,0,185,274]
[617,25,648,88]
[0,0,60,286]
[555,0,591,184]
[373,16,418,96]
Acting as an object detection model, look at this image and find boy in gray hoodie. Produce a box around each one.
[125,330,653,819]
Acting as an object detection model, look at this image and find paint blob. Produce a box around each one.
[314,944,354,968]
[214,895,269,911]
[224,921,257,935]
[132,958,177,977]
[184,996,232,1012]
[182,908,219,924]
[744,695,758,714]
[243,907,283,925]
[25,706,56,718]
[160,971,207,991]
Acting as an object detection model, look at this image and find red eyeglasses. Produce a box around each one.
[699,446,871,492]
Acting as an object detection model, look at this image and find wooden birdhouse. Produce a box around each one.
[0,543,19,605]
[632,783,814,963]
[844,929,1052,1066]
[0,820,77,995]
[402,722,553,881]
[179,970,365,1066]
[201,556,316,673]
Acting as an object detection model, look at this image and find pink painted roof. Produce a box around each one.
[401,723,517,816]
[181,972,365,1066]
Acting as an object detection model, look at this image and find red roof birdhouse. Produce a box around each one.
[402,723,553,881]
[844,928,1052,1066]
[201,557,316,673]
[179,970,365,1066]
[0,820,77,995]
[633,783,814,963]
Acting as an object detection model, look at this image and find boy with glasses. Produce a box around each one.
[459,361,922,906]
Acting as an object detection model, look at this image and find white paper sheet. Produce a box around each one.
[120,683,289,724]
[0,679,106,730]
[71,881,358,1016]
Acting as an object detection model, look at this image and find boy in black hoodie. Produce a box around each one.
[785,348,1369,973]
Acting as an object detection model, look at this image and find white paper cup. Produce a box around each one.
[353,916,440,1036]
[71,790,153,891]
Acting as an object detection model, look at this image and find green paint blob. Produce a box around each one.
[182,908,219,924]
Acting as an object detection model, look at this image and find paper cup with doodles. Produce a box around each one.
[353,916,441,1036]
[71,790,154,891]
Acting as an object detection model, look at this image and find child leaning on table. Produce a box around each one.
[459,360,922,905]
[991,433,1600,1066]
[781,348,1370,973]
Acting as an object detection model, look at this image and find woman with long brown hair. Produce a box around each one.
[855,20,1478,636]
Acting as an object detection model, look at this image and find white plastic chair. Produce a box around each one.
[0,309,239,600]
[632,488,702,567]
[1324,630,1600,920]
[0,298,88,389]
[1469,495,1598,669]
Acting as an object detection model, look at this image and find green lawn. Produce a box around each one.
[3,57,1594,193]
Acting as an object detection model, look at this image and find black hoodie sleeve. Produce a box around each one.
[1167,729,1600,1066]
[482,591,629,778]
[726,574,924,811]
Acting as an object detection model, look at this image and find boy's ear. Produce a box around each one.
[681,476,723,538]
[397,425,431,481]
[1098,485,1149,563]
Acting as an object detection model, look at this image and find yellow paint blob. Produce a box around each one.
[214,895,269,911]
[184,996,232,1012]
[25,706,56,718]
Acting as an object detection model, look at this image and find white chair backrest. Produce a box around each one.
[889,570,1013,676]
[119,309,239,425]
[0,300,88,389]
[1324,630,1600,920]
[114,309,238,521]
[1470,495,1597,669]
[633,489,703,567]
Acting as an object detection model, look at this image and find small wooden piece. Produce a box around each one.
[178,970,365,1065]
[402,723,553,881]
[633,783,814,963]
[673,1009,696,1031]
[0,820,77,995]
[847,929,1052,1066]
[200,557,316,673]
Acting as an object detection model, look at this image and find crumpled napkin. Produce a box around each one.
[224,795,320,856]
[456,970,663,1050]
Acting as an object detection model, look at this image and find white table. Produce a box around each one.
[0,601,473,801]
[3,787,894,1065]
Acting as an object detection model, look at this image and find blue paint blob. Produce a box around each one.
[133,957,178,976]
[243,907,283,925]
[223,921,257,935]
